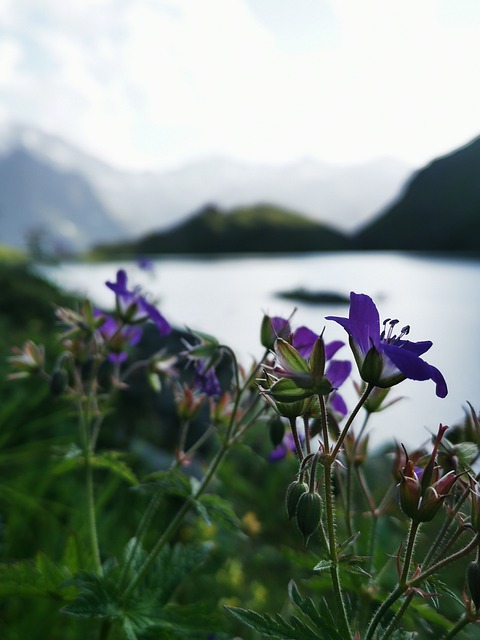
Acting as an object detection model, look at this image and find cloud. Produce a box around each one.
[0,0,479,170]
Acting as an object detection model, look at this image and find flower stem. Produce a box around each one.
[121,346,264,602]
[318,394,351,639]
[78,400,102,574]
[365,521,420,640]
[441,615,470,640]
[331,384,374,460]
[121,440,229,601]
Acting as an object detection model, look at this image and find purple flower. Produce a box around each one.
[136,256,154,271]
[194,361,221,397]
[326,292,447,398]
[268,432,297,462]
[95,311,142,363]
[106,270,171,335]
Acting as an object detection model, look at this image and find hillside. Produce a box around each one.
[354,136,480,251]
[0,123,412,238]
[0,146,127,252]
[92,203,350,256]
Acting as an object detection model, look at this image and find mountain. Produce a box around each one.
[354,136,480,251]
[93,203,350,256]
[0,146,127,252]
[0,123,413,240]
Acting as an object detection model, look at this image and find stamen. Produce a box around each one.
[386,319,399,342]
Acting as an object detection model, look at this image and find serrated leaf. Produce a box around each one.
[92,452,138,485]
[61,571,121,619]
[197,494,240,530]
[139,468,192,500]
[53,450,138,485]
[226,606,318,639]
[0,554,73,599]
[287,580,344,639]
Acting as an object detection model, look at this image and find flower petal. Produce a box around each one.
[383,343,448,397]
[327,292,380,355]
[325,340,345,360]
[326,359,352,388]
[292,326,318,358]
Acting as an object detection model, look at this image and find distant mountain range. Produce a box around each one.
[2,122,480,254]
[0,123,412,251]
[94,134,480,256]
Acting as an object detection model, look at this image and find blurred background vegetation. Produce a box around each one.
[0,259,478,639]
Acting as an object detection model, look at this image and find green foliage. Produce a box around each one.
[227,579,344,639]
[62,541,215,639]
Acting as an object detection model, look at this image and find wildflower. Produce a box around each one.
[269,432,297,462]
[326,292,447,397]
[106,269,171,335]
[94,311,142,363]
[194,360,222,397]
[267,329,351,407]
[8,340,45,379]
[136,256,154,271]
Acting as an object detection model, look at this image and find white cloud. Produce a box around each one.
[0,0,480,170]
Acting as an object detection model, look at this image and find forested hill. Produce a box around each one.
[353,136,480,251]
[92,203,350,256]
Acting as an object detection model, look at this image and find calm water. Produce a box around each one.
[38,252,480,451]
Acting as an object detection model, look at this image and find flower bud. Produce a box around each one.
[295,491,322,544]
[260,315,291,350]
[359,343,384,386]
[467,561,480,611]
[50,368,68,396]
[285,480,309,520]
[269,417,286,448]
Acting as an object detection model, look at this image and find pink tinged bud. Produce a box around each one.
[416,486,445,522]
[399,473,422,521]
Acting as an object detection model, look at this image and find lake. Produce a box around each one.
[38,252,480,451]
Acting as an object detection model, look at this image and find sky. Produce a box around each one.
[1,0,480,172]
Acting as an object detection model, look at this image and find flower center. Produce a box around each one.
[381,318,410,344]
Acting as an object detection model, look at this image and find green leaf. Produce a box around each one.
[139,467,192,500]
[91,452,138,485]
[337,531,361,554]
[0,552,74,600]
[53,450,138,485]
[312,559,333,573]
[122,540,213,608]
[196,494,240,530]
[226,606,318,639]
[338,554,371,577]
[287,580,344,639]
[61,571,121,619]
